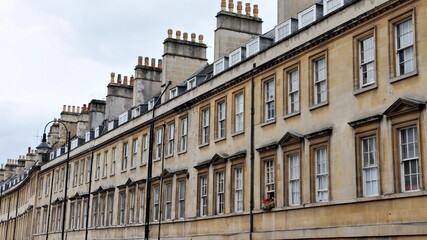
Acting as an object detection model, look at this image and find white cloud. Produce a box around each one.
[0,0,277,163]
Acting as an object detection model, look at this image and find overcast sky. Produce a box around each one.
[0,0,277,165]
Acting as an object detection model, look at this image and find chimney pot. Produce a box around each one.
[83,104,87,111]
[158,59,163,68]
[228,0,234,12]
[191,33,196,42]
[130,76,135,86]
[54,118,57,123]
[28,147,31,154]
[151,58,156,67]
[138,56,143,65]
[77,106,80,113]
[63,105,66,112]
[110,72,115,83]
[67,105,71,112]
[124,76,128,85]
[245,3,251,16]
[167,29,173,38]
[117,74,122,84]
[221,0,226,11]
[72,106,76,113]
[253,4,259,17]
[198,34,204,43]
[237,1,242,14]
[176,30,181,40]
[183,32,188,41]
[144,57,149,66]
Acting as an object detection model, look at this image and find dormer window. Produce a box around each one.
[213,57,229,76]
[324,0,345,15]
[56,148,61,157]
[71,139,78,150]
[187,78,197,90]
[108,120,118,131]
[298,4,323,29]
[247,38,260,57]
[229,47,246,67]
[50,152,55,160]
[246,36,273,58]
[94,126,102,138]
[118,111,129,126]
[169,88,178,99]
[85,132,91,142]
[148,98,156,110]
[275,18,298,42]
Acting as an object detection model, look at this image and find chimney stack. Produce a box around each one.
[162,29,207,99]
[133,56,162,108]
[214,0,262,60]
[277,0,318,24]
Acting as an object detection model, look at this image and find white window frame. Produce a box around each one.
[119,193,125,225]
[399,126,420,192]
[164,183,172,220]
[395,18,415,76]
[229,48,242,67]
[200,176,208,216]
[265,160,275,200]
[234,167,243,212]
[216,171,225,215]
[118,111,129,126]
[264,80,275,122]
[79,160,85,185]
[313,57,327,105]
[187,77,197,90]
[111,147,116,175]
[148,99,155,110]
[323,0,344,15]
[122,143,128,170]
[315,147,329,202]
[217,101,226,139]
[73,162,79,186]
[235,93,244,133]
[359,35,375,87]
[85,131,91,142]
[107,194,114,226]
[142,134,148,164]
[180,118,188,152]
[178,180,185,219]
[102,151,108,178]
[287,69,299,114]
[167,123,175,156]
[275,19,291,42]
[213,58,228,75]
[289,154,300,206]
[131,139,138,168]
[201,108,210,145]
[155,128,163,160]
[246,38,260,57]
[169,88,178,99]
[138,188,145,223]
[361,136,379,196]
[95,154,101,179]
[153,186,159,221]
[129,190,135,224]
[298,5,316,29]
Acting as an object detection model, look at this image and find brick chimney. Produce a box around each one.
[214,0,263,60]
[277,0,318,24]
[133,56,162,107]
[77,104,90,137]
[59,106,79,145]
[162,29,208,93]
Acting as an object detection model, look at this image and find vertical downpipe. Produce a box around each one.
[249,63,256,240]
[84,151,94,240]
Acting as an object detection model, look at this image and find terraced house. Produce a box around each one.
[1,0,427,239]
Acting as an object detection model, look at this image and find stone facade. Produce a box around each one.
[1,0,427,239]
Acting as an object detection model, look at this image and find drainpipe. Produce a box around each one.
[157,122,167,240]
[249,63,256,240]
[46,169,55,240]
[144,81,172,240]
[12,189,20,240]
[84,151,94,240]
